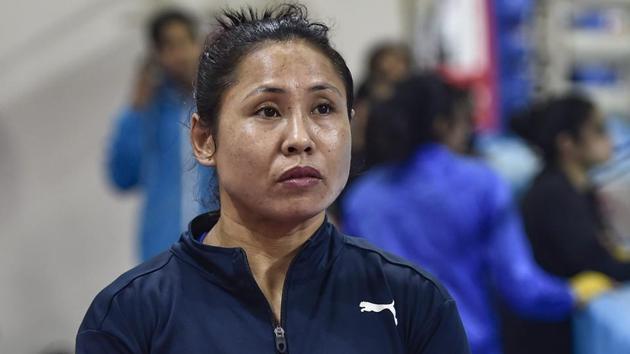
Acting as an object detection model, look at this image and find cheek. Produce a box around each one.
[582,135,612,162]
[215,121,275,179]
[593,137,613,160]
[318,121,352,173]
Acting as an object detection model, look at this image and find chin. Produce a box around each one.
[266,197,330,222]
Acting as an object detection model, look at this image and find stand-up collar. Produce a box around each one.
[170,212,344,291]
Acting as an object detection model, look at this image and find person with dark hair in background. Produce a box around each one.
[502,94,630,354]
[352,42,412,166]
[77,5,471,353]
[106,8,218,261]
[438,83,476,155]
[343,74,614,354]
[329,42,412,226]
[356,42,413,102]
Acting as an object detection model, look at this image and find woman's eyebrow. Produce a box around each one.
[243,83,342,102]
[309,83,342,97]
[243,86,286,101]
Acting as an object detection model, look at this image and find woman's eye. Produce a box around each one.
[255,107,280,118]
[313,104,333,115]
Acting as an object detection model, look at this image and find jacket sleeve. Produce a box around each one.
[403,270,470,354]
[106,107,147,191]
[413,299,471,354]
[76,291,149,354]
[76,330,135,354]
[483,172,576,320]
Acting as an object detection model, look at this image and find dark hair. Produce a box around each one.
[364,73,452,167]
[148,8,198,49]
[194,3,354,137]
[510,94,596,163]
[445,84,472,115]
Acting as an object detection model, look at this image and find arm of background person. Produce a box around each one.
[483,172,576,320]
[106,107,149,191]
[539,193,630,282]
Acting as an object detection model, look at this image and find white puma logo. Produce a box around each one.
[359,300,398,326]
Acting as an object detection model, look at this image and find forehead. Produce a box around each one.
[233,40,345,93]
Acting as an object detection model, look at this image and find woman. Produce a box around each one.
[342,74,613,354]
[76,5,470,354]
[503,94,630,354]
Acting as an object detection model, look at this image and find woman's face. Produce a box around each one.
[377,49,410,83]
[576,110,612,168]
[157,21,200,83]
[198,40,351,223]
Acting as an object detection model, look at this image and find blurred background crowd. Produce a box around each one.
[1,0,630,353]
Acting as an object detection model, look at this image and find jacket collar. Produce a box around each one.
[171,212,344,291]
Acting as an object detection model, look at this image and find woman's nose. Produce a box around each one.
[281,113,314,155]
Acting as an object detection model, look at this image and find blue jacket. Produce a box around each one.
[76,212,471,353]
[106,81,218,260]
[342,144,575,354]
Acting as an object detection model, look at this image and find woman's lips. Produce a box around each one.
[277,166,323,188]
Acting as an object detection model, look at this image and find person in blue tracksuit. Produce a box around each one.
[77,5,471,353]
[342,74,613,354]
[107,9,218,260]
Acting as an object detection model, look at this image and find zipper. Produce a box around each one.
[239,248,302,354]
[273,325,287,353]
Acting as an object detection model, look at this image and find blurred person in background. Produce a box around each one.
[503,94,630,354]
[352,42,412,165]
[342,73,613,354]
[107,8,217,261]
[356,42,413,103]
[330,42,412,226]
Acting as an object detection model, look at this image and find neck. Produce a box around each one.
[557,158,590,192]
[206,210,325,260]
[204,207,326,321]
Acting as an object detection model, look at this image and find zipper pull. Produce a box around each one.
[274,325,287,353]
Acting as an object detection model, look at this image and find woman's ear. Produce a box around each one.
[350,108,356,121]
[190,113,217,167]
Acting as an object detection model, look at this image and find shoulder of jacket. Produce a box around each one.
[341,234,453,301]
[86,252,175,329]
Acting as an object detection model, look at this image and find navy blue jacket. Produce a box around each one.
[76,213,470,353]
